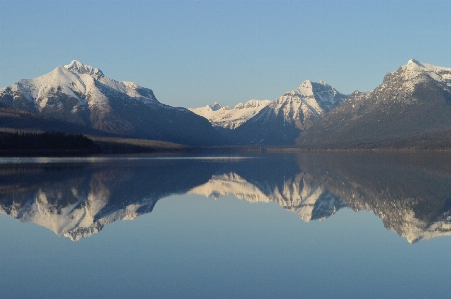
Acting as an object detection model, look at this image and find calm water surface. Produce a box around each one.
[1,153,450,299]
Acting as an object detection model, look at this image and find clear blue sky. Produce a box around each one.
[1,0,450,108]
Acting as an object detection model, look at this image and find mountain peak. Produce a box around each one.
[64,60,104,78]
[300,80,313,88]
[209,102,223,111]
[407,58,423,66]
[406,58,425,69]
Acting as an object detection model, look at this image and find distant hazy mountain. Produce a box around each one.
[0,60,224,146]
[297,59,451,148]
[189,99,271,130]
[232,80,348,145]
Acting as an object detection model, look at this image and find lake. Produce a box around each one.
[1,153,450,299]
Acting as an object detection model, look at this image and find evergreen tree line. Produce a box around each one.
[0,131,98,151]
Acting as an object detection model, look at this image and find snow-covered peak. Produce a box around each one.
[64,60,104,79]
[190,99,270,129]
[386,59,451,89]
[407,58,423,67]
[403,59,451,75]
[244,99,271,108]
[209,102,223,111]
[300,80,313,89]
[267,80,347,122]
[234,99,271,110]
[191,102,229,113]
[296,80,332,92]
[234,103,244,109]
[11,60,158,109]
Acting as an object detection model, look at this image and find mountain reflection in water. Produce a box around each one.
[1,153,450,243]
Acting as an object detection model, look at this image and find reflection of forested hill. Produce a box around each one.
[0,159,219,241]
[297,153,451,243]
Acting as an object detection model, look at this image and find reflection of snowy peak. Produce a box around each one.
[297,153,451,244]
[343,195,451,244]
[0,173,159,242]
[189,172,270,201]
[232,81,348,145]
[394,209,451,244]
[189,171,346,222]
[0,159,218,241]
[189,99,271,129]
[0,60,223,146]
[4,191,156,242]
[2,155,450,244]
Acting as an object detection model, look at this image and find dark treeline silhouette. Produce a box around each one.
[0,131,98,152]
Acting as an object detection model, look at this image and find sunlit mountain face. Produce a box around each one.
[1,154,450,243]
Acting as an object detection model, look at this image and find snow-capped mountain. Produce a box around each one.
[232,80,348,145]
[189,99,271,130]
[0,60,224,146]
[298,59,451,148]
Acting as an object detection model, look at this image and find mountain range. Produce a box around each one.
[189,100,271,130]
[189,80,348,145]
[1,59,450,148]
[227,80,348,144]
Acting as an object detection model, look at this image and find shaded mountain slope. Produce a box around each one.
[0,60,224,146]
[297,59,451,148]
[232,80,347,145]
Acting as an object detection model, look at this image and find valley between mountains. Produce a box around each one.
[1,59,451,150]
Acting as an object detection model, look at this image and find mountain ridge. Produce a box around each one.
[1,59,451,148]
[231,80,348,145]
[0,60,225,146]
[297,59,451,149]
[189,99,271,130]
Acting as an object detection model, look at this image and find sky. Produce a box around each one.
[0,0,450,108]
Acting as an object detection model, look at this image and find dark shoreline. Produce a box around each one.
[1,146,450,157]
[1,131,450,157]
